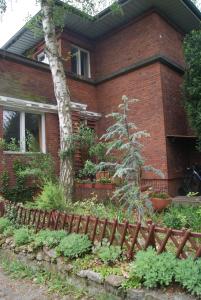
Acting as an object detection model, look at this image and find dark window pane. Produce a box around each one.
[71,47,78,74]
[25,113,41,152]
[3,110,20,151]
[80,51,89,77]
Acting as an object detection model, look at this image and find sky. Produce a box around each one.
[0,0,39,47]
[0,0,201,48]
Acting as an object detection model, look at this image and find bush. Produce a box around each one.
[13,227,35,246]
[175,257,201,296]
[161,205,201,231]
[130,248,176,288]
[3,225,15,237]
[35,182,67,211]
[34,229,67,249]
[0,218,11,234]
[56,233,92,258]
[97,245,122,265]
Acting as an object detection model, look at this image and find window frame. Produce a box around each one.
[3,110,46,154]
[71,44,91,78]
[36,51,49,65]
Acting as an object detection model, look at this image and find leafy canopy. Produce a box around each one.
[183,28,201,148]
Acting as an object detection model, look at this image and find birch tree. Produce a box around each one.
[0,0,119,200]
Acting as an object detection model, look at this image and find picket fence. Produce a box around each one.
[1,201,201,260]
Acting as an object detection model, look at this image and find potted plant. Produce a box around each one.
[89,142,110,180]
[149,192,172,212]
[76,160,96,188]
[94,177,115,190]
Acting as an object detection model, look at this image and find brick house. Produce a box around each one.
[0,0,201,196]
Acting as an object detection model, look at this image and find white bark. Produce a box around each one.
[41,0,74,200]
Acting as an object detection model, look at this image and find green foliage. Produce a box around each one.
[121,276,141,290]
[0,138,19,151]
[13,227,35,246]
[97,245,122,265]
[5,205,18,225]
[159,205,201,231]
[34,229,67,249]
[0,160,37,203]
[56,233,92,258]
[18,153,56,186]
[0,254,87,298]
[79,160,97,179]
[183,28,201,148]
[3,225,15,238]
[93,264,122,279]
[175,257,201,296]
[34,181,67,211]
[72,254,96,273]
[150,192,169,199]
[130,248,176,288]
[98,95,163,218]
[89,142,107,162]
[0,218,11,234]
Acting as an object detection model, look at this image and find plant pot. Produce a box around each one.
[75,183,94,189]
[151,197,172,212]
[94,183,115,190]
[96,171,110,180]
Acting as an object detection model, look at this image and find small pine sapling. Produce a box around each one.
[98,95,163,221]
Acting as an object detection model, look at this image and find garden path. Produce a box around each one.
[0,265,76,300]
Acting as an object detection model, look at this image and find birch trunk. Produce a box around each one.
[41,0,73,200]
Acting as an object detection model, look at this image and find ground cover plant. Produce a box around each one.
[1,218,201,297]
[153,204,201,231]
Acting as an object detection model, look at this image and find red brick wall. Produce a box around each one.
[96,63,168,184]
[0,58,55,104]
[94,12,184,79]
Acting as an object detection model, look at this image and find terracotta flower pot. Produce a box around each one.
[96,171,110,180]
[75,182,94,189]
[151,197,172,212]
[94,183,114,190]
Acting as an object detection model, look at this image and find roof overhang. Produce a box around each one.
[1,0,201,56]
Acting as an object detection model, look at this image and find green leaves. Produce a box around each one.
[130,248,176,288]
[184,28,201,148]
[56,233,92,258]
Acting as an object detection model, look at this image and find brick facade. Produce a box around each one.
[0,9,200,196]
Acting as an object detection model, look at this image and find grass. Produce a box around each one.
[0,253,90,299]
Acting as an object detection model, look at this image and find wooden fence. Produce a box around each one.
[1,201,201,260]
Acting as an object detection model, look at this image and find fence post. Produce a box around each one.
[110,219,118,245]
[120,221,129,249]
[128,222,141,259]
[176,230,191,258]
[144,223,156,250]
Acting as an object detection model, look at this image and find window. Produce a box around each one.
[71,45,91,78]
[3,110,46,153]
[37,51,49,64]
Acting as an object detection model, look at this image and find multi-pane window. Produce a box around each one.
[37,51,49,64]
[3,110,46,153]
[71,45,91,78]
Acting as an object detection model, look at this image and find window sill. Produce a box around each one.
[3,151,45,155]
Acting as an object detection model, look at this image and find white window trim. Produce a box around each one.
[3,110,46,154]
[71,44,91,78]
[37,51,49,65]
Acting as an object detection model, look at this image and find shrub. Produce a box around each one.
[161,205,201,231]
[13,227,35,246]
[130,248,176,288]
[34,230,67,249]
[56,233,92,258]
[0,218,11,234]
[3,225,15,237]
[35,182,67,211]
[175,257,201,296]
[97,245,122,265]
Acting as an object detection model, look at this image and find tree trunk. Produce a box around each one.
[41,0,73,200]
